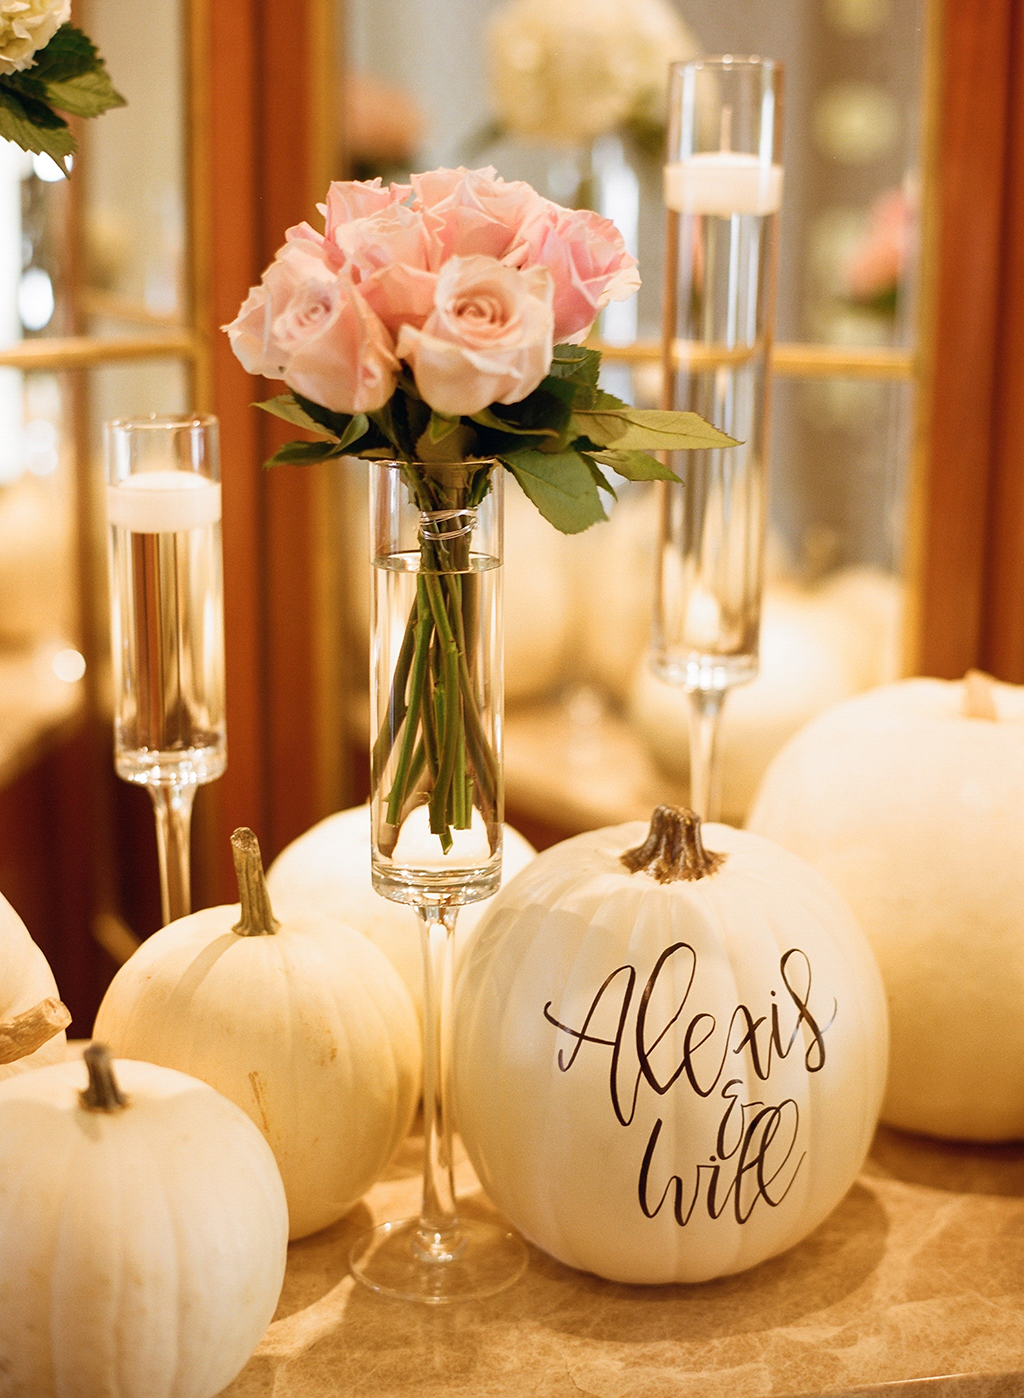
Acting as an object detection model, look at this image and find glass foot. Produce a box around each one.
[349,1217,528,1304]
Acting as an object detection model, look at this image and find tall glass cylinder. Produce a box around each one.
[105,414,226,925]
[352,459,525,1304]
[653,57,783,820]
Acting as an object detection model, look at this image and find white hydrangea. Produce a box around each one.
[488,0,700,145]
[0,0,70,77]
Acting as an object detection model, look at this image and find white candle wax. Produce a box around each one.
[664,152,784,216]
[107,469,222,533]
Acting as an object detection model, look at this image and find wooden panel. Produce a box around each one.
[981,4,1024,680]
[916,0,1015,677]
[195,0,334,897]
[258,0,324,860]
[193,0,268,902]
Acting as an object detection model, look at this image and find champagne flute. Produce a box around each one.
[105,414,226,926]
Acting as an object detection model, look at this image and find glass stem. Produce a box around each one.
[149,781,196,926]
[687,686,726,823]
[413,899,463,1264]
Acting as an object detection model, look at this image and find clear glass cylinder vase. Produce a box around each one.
[354,459,525,1304]
[369,459,504,905]
[653,56,783,819]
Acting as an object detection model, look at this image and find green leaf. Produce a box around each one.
[547,343,602,389]
[500,449,607,534]
[576,408,739,452]
[264,440,343,467]
[588,448,682,484]
[44,67,125,118]
[0,86,73,165]
[289,392,356,440]
[255,394,333,437]
[414,420,478,462]
[469,404,560,440]
[428,411,461,444]
[581,454,617,499]
[336,413,370,450]
[25,25,98,82]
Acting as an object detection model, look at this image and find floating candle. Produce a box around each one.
[664,151,784,216]
[106,469,222,533]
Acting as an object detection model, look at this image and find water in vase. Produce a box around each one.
[108,470,226,787]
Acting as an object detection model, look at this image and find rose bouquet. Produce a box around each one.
[0,0,124,170]
[227,166,733,853]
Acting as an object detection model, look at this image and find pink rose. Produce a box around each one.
[339,202,443,332]
[224,240,337,378]
[396,255,553,416]
[409,166,551,262]
[509,204,640,342]
[277,273,400,415]
[322,176,410,232]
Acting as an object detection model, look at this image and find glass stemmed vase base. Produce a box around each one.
[351,461,526,1305]
[349,1218,527,1305]
[348,896,527,1304]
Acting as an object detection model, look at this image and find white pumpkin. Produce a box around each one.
[267,803,536,1015]
[453,806,888,1284]
[0,888,69,1081]
[504,473,576,701]
[95,828,421,1239]
[748,672,1024,1142]
[0,1045,287,1398]
[631,569,904,822]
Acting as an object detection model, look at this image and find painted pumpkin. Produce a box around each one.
[453,806,888,1284]
[749,672,1024,1141]
[94,828,420,1238]
[0,1045,287,1398]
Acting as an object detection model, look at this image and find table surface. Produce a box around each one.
[222,1127,1024,1398]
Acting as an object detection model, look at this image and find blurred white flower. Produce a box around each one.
[488,0,699,145]
[0,0,69,76]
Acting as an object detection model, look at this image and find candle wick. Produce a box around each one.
[719,104,733,153]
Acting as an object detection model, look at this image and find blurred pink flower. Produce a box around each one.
[846,188,913,305]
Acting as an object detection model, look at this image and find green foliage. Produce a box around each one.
[257,346,740,534]
[500,448,608,534]
[0,24,124,171]
[0,87,73,163]
[264,440,346,468]
[586,449,682,483]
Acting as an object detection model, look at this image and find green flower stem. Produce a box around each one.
[447,577,499,810]
[421,634,440,780]
[371,604,418,784]
[453,693,469,830]
[385,597,432,827]
[424,570,461,849]
[429,681,448,835]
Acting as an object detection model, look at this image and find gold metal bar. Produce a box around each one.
[78,289,187,329]
[589,337,917,380]
[0,332,199,372]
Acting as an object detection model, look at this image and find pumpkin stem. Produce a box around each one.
[0,996,71,1066]
[79,1042,129,1113]
[230,827,280,936]
[621,805,726,883]
[963,669,999,721]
